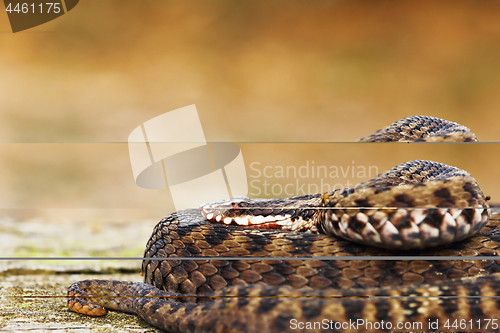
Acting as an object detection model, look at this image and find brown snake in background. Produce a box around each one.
[68,116,500,332]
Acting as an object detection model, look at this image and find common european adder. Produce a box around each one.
[68,116,500,332]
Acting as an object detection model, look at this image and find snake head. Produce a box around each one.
[200,196,320,231]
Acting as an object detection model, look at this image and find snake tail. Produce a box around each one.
[68,275,500,333]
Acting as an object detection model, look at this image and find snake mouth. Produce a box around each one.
[203,212,297,229]
[200,196,293,228]
[200,196,321,232]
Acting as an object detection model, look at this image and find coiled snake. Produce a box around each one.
[68,116,500,332]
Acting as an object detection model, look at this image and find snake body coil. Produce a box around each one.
[201,160,489,250]
[68,116,498,332]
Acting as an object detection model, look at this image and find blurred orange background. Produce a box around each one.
[0,0,499,218]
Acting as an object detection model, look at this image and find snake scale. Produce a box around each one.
[68,116,500,332]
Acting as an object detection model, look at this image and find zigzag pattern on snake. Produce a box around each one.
[68,116,498,332]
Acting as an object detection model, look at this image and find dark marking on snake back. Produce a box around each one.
[433,188,451,199]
